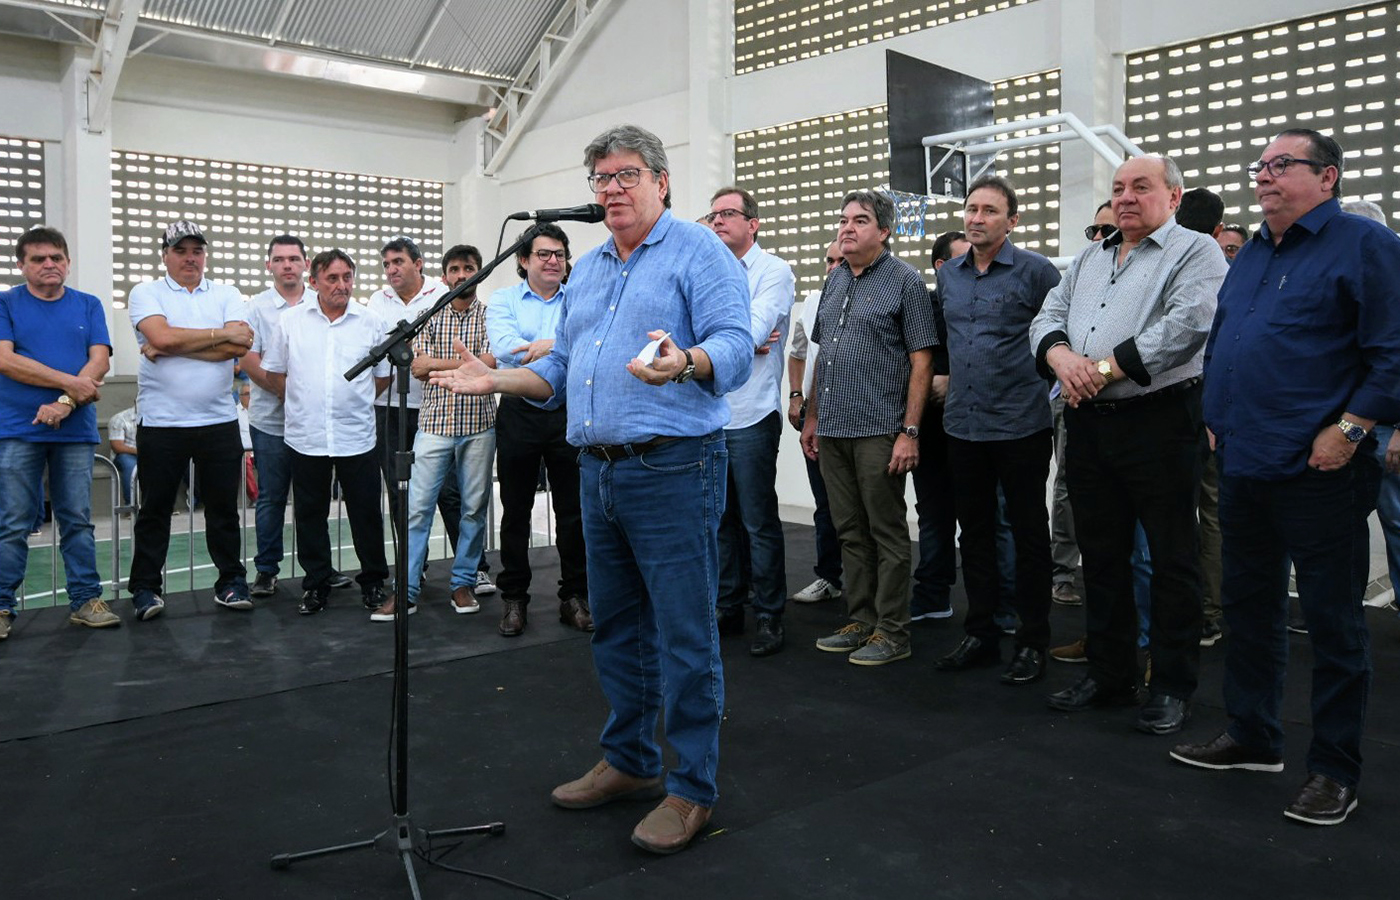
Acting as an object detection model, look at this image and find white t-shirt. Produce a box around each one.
[262,299,391,457]
[247,285,316,436]
[128,275,248,427]
[366,276,448,409]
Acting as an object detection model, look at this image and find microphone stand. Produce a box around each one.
[271,222,549,899]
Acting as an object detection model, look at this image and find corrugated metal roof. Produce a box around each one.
[136,0,568,79]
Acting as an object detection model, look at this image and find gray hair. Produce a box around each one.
[842,190,896,247]
[1128,154,1184,192]
[1341,199,1387,225]
[584,124,671,208]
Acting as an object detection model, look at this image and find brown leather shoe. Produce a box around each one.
[560,595,594,632]
[451,585,480,615]
[550,759,665,809]
[499,599,527,636]
[631,795,712,854]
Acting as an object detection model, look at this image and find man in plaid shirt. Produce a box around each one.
[370,245,497,621]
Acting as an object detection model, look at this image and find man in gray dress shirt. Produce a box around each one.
[1029,155,1227,735]
[931,176,1061,685]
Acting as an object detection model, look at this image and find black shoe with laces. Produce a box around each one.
[327,571,355,590]
[361,583,386,611]
[750,616,784,657]
[299,588,330,615]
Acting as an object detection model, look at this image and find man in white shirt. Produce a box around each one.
[126,220,253,620]
[369,237,460,551]
[706,187,796,656]
[238,234,351,598]
[262,249,392,614]
[485,224,590,636]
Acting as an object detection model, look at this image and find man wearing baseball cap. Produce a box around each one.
[125,220,253,620]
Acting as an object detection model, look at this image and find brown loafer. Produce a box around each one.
[631,795,712,855]
[451,585,480,615]
[560,595,594,632]
[499,599,527,636]
[550,759,665,809]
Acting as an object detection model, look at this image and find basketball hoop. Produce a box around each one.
[883,188,931,238]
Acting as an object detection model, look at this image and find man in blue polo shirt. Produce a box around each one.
[1171,128,1400,827]
[432,124,750,855]
[0,227,116,638]
[126,220,252,620]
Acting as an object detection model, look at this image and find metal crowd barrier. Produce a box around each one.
[12,449,539,611]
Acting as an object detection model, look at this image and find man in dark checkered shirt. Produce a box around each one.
[800,190,937,666]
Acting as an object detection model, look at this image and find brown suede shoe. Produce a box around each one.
[499,599,527,636]
[550,759,665,809]
[631,795,712,855]
[560,595,594,632]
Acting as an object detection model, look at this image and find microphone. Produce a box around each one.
[506,203,605,223]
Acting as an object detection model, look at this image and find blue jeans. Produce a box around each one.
[249,426,293,575]
[405,429,496,603]
[0,440,101,614]
[113,452,137,507]
[718,412,786,619]
[580,432,727,807]
[1219,449,1379,787]
[1370,424,1400,592]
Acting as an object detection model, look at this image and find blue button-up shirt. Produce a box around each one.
[486,280,566,370]
[1204,198,1400,479]
[528,210,752,446]
[936,239,1060,441]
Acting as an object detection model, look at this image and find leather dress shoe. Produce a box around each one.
[1046,674,1140,711]
[750,616,784,657]
[934,635,1000,671]
[632,795,712,855]
[1284,773,1358,826]
[1000,647,1046,685]
[551,759,664,809]
[1135,693,1190,735]
[717,607,744,636]
[499,599,527,636]
[1169,732,1284,772]
[559,595,594,632]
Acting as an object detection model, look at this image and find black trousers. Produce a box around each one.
[290,447,388,592]
[494,396,587,603]
[947,429,1053,649]
[1064,382,1206,699]
[376,405,462,549]
[128,421,246,595]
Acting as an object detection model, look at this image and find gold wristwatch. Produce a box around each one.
[56,394,77,409]
[1096,359,1116,383]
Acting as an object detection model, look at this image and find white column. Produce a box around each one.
[685,0,731,214]
[1056,0,1123,255]
[57,47,127,374]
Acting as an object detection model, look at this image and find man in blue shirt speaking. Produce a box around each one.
[1171,128,1400,827]
[431,124,751,854]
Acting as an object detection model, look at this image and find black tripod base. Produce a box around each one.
[271,814,505,899]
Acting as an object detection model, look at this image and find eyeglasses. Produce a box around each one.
[1084,223,1118,241]
[703,208,752,225]
[532,248,568,262]
[586,167,648,192]
[1246,156,1327,179]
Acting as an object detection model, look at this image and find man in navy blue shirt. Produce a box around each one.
[932,176,1060,685]
[1171,128,1400,827]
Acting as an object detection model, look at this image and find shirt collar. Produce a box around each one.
[163,274,209,294]
[739,242,766,270]
[310,298,365,324]
[1100,217,1176,251]
[955,239,1017,270]
[603,208,675,259]
[1258,197,1340,243]
[522,281,566,304]
[842,248,891,276]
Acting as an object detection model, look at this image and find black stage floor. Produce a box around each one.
[6,522,1397,899]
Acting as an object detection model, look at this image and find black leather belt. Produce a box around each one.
[1080,376,1202,416]
[583,435,680,462]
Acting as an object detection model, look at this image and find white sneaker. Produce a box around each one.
[474,570,497,596]
[1363,587,1394,609]
[792,577,841,603]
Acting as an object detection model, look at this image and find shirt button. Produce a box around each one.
[609,306,615,311]
[595,340,602,346]
[585,379,592,386]
[622,271,628,277]
[1090,327,1095,332]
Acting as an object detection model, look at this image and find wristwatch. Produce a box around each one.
[1096,359,1116,383]
[56,394,77,409]
[672,348,696,384]
[789,390,804,400]
[900,425,920,439]
[1336,417,1368,443]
